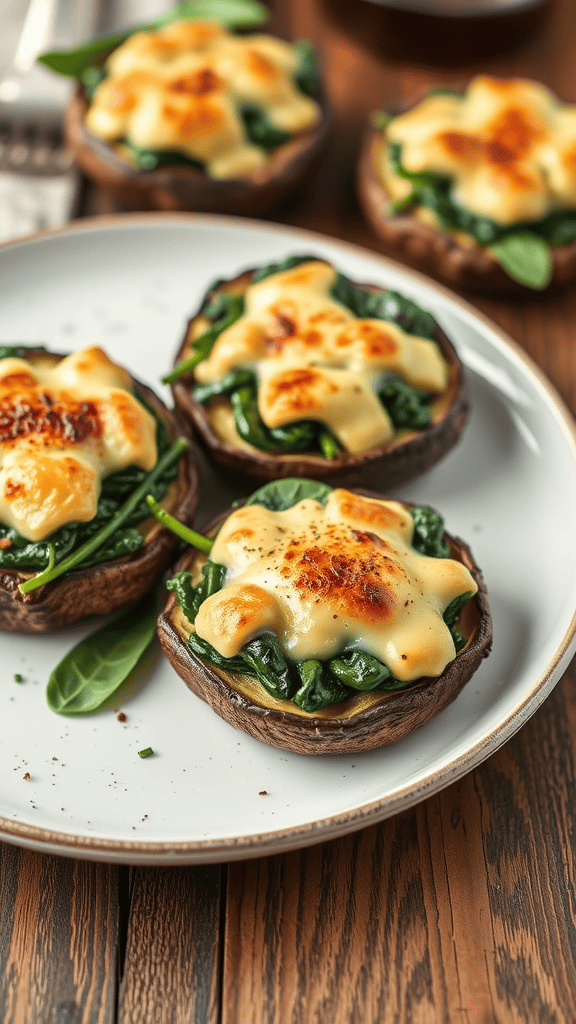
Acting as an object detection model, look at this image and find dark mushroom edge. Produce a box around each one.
[357,123,576,293]
[169,257,469,489]
[0,347,199,633]
[157,485,492,755]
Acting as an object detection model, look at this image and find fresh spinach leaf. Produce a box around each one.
[193,367,257,404]
[167,561,226,622]
[443,591,473,630]
[294,660,348,712]
[229,384,321,453]
[241,633,297,700]
[490,233,552,290]
[293,40,321,98]
[187,631,256,675]
[46,597,157,715]
[0,343,50,360]
[327,649,393,691]
[240,106,291,150]
[245,478,333,511]
[38,0,270,78]
[410,506,450,558]
[122,142,204,171]
[379,376,432,429]
[163,293,245,384]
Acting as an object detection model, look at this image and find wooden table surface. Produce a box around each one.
[3,0,576,1020]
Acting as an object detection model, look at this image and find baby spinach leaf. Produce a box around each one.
[410,506,450,558]
[490,233,552,290]
[38,0,270,78]
[167,561,226,622]
[163,294,245,384]
[122,143,204,171]
[241,634,298,700]
[245,478,333,511]
[229,385,319,453]
[379,376,432,429]
[443,591,473,630]
[46,597,157,715]
[240,105,291,150]
[293,40,321,98]
[294,660,348,712]
[327,649,392,691]
[187,632,255,675]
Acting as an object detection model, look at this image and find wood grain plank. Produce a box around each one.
[222,668,576,1024]
[0,845,119,1024]
[118,865,222,1024]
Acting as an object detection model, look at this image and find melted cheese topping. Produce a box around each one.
[85,19,318,179]
[193,260,447,454]
[382,76,576,225]
[194,490,476,681]
[0,347,157,541]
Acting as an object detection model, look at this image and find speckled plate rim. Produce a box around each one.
[0,211,575,866]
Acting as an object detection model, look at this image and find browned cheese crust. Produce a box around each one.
[65,83,328,216]
[171,269,469,489]
[357,125,576,293]
[0,349,199,632]
[157,493,492,754]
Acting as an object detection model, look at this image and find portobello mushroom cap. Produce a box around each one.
[64,81,329,216]
[170,268,469,489]
[157,493,492,754]
[357,125,576,293]
[0,350,200,633]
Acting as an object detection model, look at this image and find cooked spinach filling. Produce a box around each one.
[167,478,473,712]
[167,255,441,458]
[386,139,576,288]
[81,40,321,171]
[0,352,179,575]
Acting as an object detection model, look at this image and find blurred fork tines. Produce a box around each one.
[0,116,78,242]
[0,120,73,177]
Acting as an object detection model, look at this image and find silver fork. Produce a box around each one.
[0,0,96,242]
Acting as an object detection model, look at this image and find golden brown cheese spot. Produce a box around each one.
[194,582,284,658]
[162,97,226,139]
[336,321,399,357]
[201,491,477,676]
[0,393,100,448]
[0,451,98,541]
[195,260,446,453]
[263,367,337,416]
[168,68,221,95]
[285,529,400,627]
[0,347,157,541]
[0,369,38,392]
[384,75,576,224]
[247,49,281,84]
[333,490,411,535]
[264,309,298,353]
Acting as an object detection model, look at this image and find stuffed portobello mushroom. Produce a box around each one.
[40,2,327,215]
[154,479,492,754]
[357,76,576,291]
[0,344,198,632]
[167,255,468,488]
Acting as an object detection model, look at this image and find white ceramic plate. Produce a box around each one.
[1,214,575,865]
